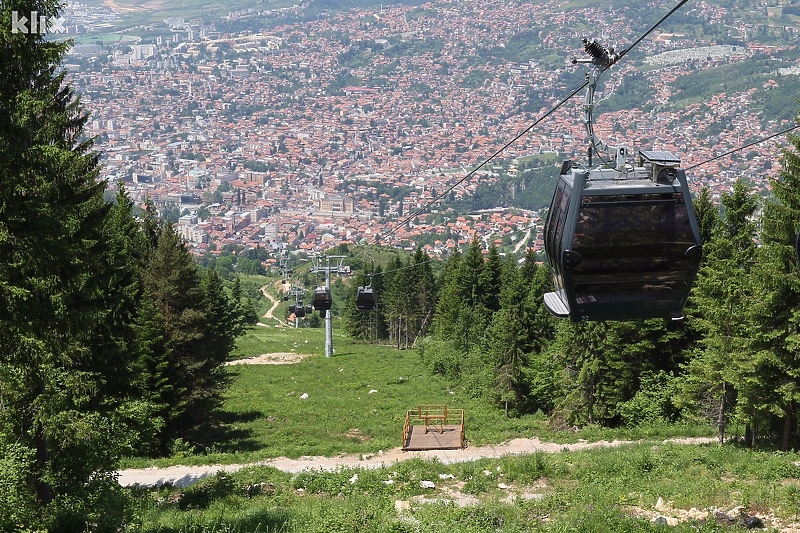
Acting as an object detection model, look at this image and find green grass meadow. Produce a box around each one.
[126,312,800,532]
[128,325,549,467]
[126,322,714,469]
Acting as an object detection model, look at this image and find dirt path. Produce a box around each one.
[120,352,717,488]
[257,285,284,327]
[224,352,313,366]
[117,435,717,488]
[513,227,532,254]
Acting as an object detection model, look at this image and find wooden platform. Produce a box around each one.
[403,424,464,451]
[402,404,465,451]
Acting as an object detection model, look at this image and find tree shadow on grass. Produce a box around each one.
[184,409,264,454]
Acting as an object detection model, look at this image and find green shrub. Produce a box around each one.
[619,371,680,427]
[418,338,462,380]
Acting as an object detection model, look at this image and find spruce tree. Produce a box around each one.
[454,235,491,352]
[693,185,719,244]
[430,250,462,340]
[749,131,800,450]
[488,257,529,415]
[229,275,250,334]
[408,247,437,342]
[479,243,503,312]
[0,0,130,527]
[143,225,224,435]
[458,234,485,311]
[385,256,416,348]
[370,264,389,341]
[344,269,372,340]
[678,179,757,443]
[202,268,238,366]
[128,290,175,456]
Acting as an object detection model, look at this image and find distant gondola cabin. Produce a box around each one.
[356,286,375,310]
[543,151,702,321]
[312,286,332,311]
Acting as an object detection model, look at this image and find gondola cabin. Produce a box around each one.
[312,286,332,311]
[356,286,375,310]
[543,150,702,321]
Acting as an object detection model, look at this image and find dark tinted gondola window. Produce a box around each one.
[545,181,565,257]
[569,193,698,304]
[545,181,570,290]
[554,188,570,254]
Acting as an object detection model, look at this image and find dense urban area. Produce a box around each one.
[63,0,800,263]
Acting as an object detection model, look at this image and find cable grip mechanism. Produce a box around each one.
[572,38,620,68]
[573,38,625,171]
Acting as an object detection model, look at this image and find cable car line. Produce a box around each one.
[541,0,705,322]
[335,0,699,316]
[375,79,590,245]
[308,0,794,321]
[685,123,800,172]
[375,0,692,247]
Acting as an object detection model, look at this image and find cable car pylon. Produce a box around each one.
[310,255,348,357]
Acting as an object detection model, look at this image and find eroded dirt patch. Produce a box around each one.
[225,352,313,365]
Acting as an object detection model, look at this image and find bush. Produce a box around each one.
[619,371,680,427]
[418,338,462,380]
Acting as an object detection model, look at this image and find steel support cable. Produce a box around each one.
[374,0,694,245]
[685,123,800,171]
[375,80,589,245]
[614,0,691,63]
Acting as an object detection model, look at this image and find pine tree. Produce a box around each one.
[0,1,130,527]
[678,179,757,443]
[749,131,800,450]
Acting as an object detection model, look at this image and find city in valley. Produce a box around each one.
[63,0,800,266]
